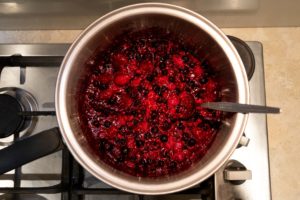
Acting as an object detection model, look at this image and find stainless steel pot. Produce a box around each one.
[56,3,249,194]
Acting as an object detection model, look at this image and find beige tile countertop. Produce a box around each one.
[223,28,300,200]
[0,27,299,200]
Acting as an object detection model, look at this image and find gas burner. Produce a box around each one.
[228,35,255,80]
[0,94,24,138]
[0,87,37,145]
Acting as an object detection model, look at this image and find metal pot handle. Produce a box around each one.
[0,127,62,174]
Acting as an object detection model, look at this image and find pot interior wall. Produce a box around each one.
[64,12,239,188]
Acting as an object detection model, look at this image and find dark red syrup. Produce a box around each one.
[78,28,222,177]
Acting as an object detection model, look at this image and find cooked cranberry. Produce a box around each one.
[182,55,189,63]
[170,161,177,169]
[184,87,191,92]
[157,97,167,104]
[161,86,168,92]
[131,110,138,116]
[175,105,181,113]
[144,132,151,139]
[179,75,187,83]
[143,89,149,96]
[100,108,110,117]
[135,53,142,61]
[135,140,144,147]
[121,147,129,155]
[125,86,132,94]
[98,139,107,152]
[133,99,141,106]
[99,139,113,152]
[129,91,138,99]
[91,102,103,112]
[152,141,158,146]
[117,156,124,163]
[130,156,137,161]
[201,60,209,68]
[188,138,196,147]
[182,45,189,51]
[161,69,168,76]
[207,120,221,130]
[133,119,139,125]
[160,134,168,143]
[170,117,177,123]
[162,121,171,131]
[105,143,114,151]
[200,76,208,84]
[150,111,158,119]
[189,63,195,68]
[93,68,101,75]
[87,93,95,99]
[151,126,159,133]
[159,62,166,69]
[175,88,181,94]
[181,67,189,75]
[153,84,161,94]
[92,120,100,127]
[198,122,209,131]
[140,159,148,167]
[140,109,146,115]
[159,57,165,63]
[152,41,159,48]
[116,138,126,146]
[168,76,175,82]
[146,75,154,82]
[177,122,184,130]
[93,81,108,90]
[161,149,170,158]
[137,85,144,93]
[195,90,204,98]
[108,96,118,105]
[191,112,202,121]
[119,126,129,134]
[182,132,189,142]
[105,63,112,69]
[158,160,164,167]
[188,80,196,88]
[104,121,112,128]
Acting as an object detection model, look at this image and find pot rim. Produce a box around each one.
[56,2,249,195]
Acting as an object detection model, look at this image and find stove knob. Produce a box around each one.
[223,160,252,185]
[237,133,250,148]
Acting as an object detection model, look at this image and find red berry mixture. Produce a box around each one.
[78,28,223,177]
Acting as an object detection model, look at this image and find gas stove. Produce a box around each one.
[0,38,271,200]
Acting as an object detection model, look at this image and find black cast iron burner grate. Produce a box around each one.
[0,142,215,199]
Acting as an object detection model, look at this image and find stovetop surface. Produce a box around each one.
[0,42,271,200]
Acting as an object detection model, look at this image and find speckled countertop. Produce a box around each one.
[0,27,299,200]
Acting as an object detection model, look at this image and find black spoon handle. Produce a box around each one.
[0,127,62,175]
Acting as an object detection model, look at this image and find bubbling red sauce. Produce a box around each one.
[78,28,223,177]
